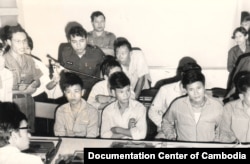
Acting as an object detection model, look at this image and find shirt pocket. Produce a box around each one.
[73,120,89,133]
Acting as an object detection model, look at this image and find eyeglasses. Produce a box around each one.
[18,126,31,132]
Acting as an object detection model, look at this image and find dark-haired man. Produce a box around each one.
[0,102,43,164]
[87,11,116,56]
[58,25,105,99]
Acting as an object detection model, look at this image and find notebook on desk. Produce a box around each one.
[23,137,62,164]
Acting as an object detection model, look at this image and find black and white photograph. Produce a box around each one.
[0,0,250,163]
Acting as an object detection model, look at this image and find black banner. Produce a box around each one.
[84,148,250,163]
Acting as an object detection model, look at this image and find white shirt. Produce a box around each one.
[87,79,136,110]
[31,58,51,97]
[101,99,147,140]
[122,50,151,90]
[0,145,43,164]
[148,81,186,129]
[0,68,13,102]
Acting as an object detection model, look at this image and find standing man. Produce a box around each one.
[87,11,116,56]
[3,25,43,133]
[58,25,105,100]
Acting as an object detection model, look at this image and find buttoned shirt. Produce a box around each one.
[227,45,250,72]
[87,31,116,56]
[58,44,105,92]
[148,81,186,129]
[220,99,250,143]
[101,99,147,140]
[161,95,223,142]
[4,52,43,90]
[54,98,99,137]
[121,50,151,91]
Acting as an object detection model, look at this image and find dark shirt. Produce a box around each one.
[58,43,105,97]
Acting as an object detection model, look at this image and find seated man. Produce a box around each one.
[0,102,43,164]
[149,60,200,135]
[220,72,250,143]
[101,72,147,140]
[54,72,99,137]
[159,70,223,142]
[58,25,105,100]
[114,37,151,99]
[87,56,136,129]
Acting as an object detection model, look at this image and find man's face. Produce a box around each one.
[242,21,250,31]
[115,46,130,66]
[64,84,84,105]
[8,32,27,55]
[92,15,105,32]
[240,88,250,108]
[69,35,87,55]
[114,85,131,104]
[234,31,248,46]
[15,120,31,151]
[186,81,205,104]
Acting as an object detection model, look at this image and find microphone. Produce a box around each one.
[47,54,58,63]
[46,54,102,80]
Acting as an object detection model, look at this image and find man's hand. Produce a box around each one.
[128,118,136,129]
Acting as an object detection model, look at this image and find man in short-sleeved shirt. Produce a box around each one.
[58,25,105,99]
[3,25,43,133]
[87,11,116,56]
[114,37,151,99]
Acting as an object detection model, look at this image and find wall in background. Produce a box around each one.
[15,0,250,88]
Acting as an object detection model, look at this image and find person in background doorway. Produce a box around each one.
[87,11,116,56]
[227,26,250,73]
[0,101,43,164]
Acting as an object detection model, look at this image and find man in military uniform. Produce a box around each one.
[58,25,105,100]
[87,11,116,56]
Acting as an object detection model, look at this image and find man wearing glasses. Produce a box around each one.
[0,102,43,164]
[3,24,43,133]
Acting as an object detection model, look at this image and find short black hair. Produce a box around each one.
[27,36,33,50]
[114,37,132,56]
[0,102,27,147]
[6,24,28,41]
[100,55,121,77]
[232,26,248,39]
[236,71,250,93]
[60,72,84,91]
[91,11,105,22]
[109,71,130,90]
[182,70,205,89]
[67,26,87,40]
